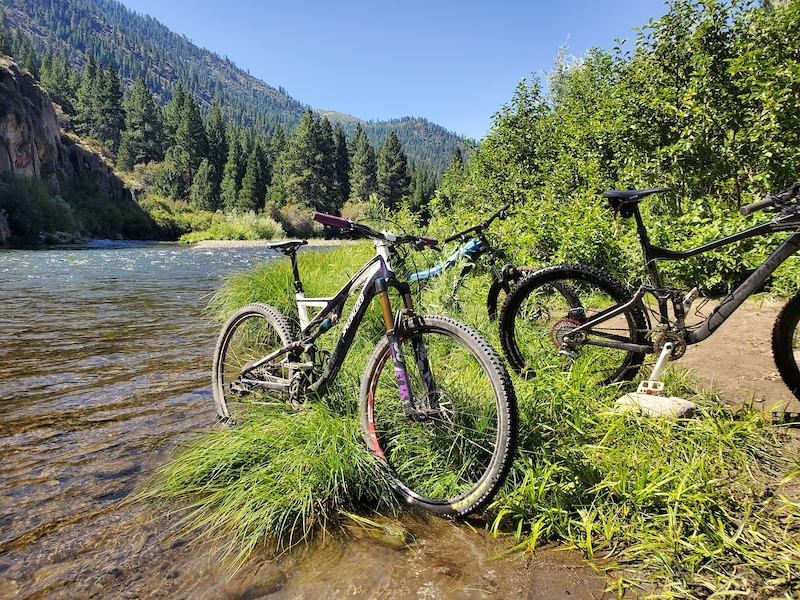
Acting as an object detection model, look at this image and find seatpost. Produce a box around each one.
[632,204,664,289]
[288,251,304,294]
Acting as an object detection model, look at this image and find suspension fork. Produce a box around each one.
[376,278,435,420]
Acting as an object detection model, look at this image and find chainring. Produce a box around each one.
[652,331,687,359]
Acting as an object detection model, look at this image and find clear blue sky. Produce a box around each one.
[117,0,670,140]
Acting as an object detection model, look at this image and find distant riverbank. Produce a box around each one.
[190,238,358,249]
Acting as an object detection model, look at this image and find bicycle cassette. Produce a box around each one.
[551,317,582,348]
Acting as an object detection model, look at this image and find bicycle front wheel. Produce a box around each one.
[212,303,296,424]
[772,291,800,399]
[499,264,648,385]
[486,265,537,320]
[360,315,517,518]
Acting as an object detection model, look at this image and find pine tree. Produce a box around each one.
[408,163,437,219]
[0,10,12,57]
[174,92,208,175]
[268,125,287,165]
[449,147,465,172]
[39,52,76,113]
[377,131,411,210]
[220,129,243,211]
[255,134,271,189]
[95,62,124,151]
[162,83,186,148]
[348,123,377,204]
[332,123,350,210]
[190,158,216,211]
[317,117,337,213]
[73,55,99,138]
[23,46,39,79]
[281,109,331,209]
[118,75,163,168]
[238,146,264,212]
[206,103,228,197]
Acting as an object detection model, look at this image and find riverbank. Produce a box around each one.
[190,238,358,249]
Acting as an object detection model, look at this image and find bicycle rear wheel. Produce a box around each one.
[360,315,517,518]
[772,292,800,399]
[212,303,296,424]
[499,264,648,385]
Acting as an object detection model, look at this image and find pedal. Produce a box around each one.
[613,340,697,417]
[636,380,665,396]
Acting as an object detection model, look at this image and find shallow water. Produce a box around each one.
[0,243,604,599]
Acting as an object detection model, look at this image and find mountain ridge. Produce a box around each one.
[1,0,466,173]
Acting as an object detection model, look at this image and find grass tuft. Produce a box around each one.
[137,403,397,560]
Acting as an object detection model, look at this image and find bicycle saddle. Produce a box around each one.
[602,187,672,203]
[265,239,308,255]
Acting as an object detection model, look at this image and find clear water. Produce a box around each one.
[0,243,598,599]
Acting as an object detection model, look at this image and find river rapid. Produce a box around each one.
[0,242,603,599]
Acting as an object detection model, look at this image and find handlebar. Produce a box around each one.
[313,212,439,249]
[739,182,800,216]
[739,196,776,217]
[313,212,350,229]
[443,203,511,244]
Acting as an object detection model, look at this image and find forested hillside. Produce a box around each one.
[0,0,465,173]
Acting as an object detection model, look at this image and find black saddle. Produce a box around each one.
[602,187,671,203]
[265,239,308,255]
[602,187,671,217]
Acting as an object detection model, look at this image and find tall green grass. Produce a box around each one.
[141,245,800,597]
[139,404,396,559]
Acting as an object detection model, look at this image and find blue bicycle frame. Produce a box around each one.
[408,239,486,281]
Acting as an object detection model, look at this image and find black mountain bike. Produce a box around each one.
[499,182,800,395]
[212,212,517,517]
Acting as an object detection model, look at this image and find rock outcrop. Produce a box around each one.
[0,56,131,204]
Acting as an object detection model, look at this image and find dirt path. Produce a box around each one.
[676,298,800,416]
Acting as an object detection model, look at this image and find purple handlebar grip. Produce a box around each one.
[420,236,438,248]
[313,212,351,229]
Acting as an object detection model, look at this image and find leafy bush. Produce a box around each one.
[179,211,285,243]
[432,0,800,294]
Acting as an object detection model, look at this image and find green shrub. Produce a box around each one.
[0,174,78,241]
[179,211,285,243]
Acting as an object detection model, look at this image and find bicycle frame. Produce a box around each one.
[259,238,415,397]
[406,204,516,298]
[569,201,800,350]
[408,238,487,281]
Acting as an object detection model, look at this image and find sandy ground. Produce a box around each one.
[677,297,800,416]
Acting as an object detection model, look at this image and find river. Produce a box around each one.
[0,242,603,599]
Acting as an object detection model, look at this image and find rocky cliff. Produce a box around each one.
[0,57,133,242]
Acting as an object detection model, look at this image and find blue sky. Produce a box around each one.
[117,0,670,140]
